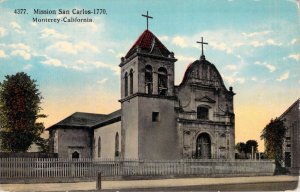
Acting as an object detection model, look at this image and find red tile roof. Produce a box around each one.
[125,29,171,58]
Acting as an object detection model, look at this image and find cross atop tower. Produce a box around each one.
[142,11,153,30]
[196,37,208,60]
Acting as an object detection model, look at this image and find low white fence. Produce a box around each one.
[0,158,275,180]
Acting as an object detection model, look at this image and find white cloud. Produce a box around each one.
[97,78,108,84]
[265,64,276,72]
[222,75,245,85]
[242,30,271,38]
[41,58,63,67]
[232,42,244,47]
[10,22,21,30]
[23,64,32,70]
[250,40,264,47]
[251,77,257,81]
[8,43,31,60]
[255,61,276,72]
[47,41,100,54]
[40,28,68,39]
[210,41,232,54]
[288,54,300,61]
[158,35,169,41]
[76,41,99,53]
[226,64,238,71]
[289,38,297,45]
[83,22,98,32]
[176,55,194,62]
[0,27,6,37]
[172,36,188,48]
[92,61,119,75]
[277,71,289,82]
[76,59,86,65]
[249,39,281,47]
[10,22,25,34]
[266,39,282,46]
[11,50,31,60]
[108,49,115,54]
[47,41,78,54]
[8,43,30,52]
[31,23,37,27]
[0,50,8,58]
[221,72,245,85]
[0,0,5,3]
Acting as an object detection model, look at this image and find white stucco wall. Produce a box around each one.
[93,121,121,159]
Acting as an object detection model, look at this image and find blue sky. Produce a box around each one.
[0,0,299,151]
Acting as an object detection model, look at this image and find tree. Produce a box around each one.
[0,72,47,152]
[245,140,258,154]
[235,142,246,153]
[261,118,286,172]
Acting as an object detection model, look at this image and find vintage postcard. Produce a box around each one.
[0,0,299,191]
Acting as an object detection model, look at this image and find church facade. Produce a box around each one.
[47,29,236,160]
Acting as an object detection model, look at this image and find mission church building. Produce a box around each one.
[47,15,236,160]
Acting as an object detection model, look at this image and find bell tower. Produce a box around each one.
[119,13,180,159]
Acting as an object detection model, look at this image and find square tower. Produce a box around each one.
[119,30,180,159]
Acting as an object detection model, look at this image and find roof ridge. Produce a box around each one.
[73,111,107,116]
[279,98,300,119]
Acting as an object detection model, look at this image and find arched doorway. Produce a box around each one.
[196,133,211,159]
[72,151,79,159]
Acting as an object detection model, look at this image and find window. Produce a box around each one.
[115,132,119,157]
[98,137,101,158]
[197,106,209,120]
[145,65,153,94]
[129,69,133,94]
[124,72,128,97]
[72,151,79,159]
[152,112,159,122]
[285,152,291,167]
[158,67,168,96]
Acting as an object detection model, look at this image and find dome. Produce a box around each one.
[179,58,228,91]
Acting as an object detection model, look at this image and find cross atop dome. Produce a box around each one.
[196,37,208,60]
[142,11,153,30]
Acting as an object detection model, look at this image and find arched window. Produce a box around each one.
[196,133,211,159]
[197,106,209,120]
[124,72,128,97]
[158,67,168,96]
[115,132,119,157]
[98,136,101,158]
[129,69,133,94]
[72,151,79,159]
[145,65,153,94]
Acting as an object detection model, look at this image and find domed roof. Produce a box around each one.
[179,58,228,90]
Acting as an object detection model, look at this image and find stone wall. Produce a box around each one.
[56,128,92,158]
